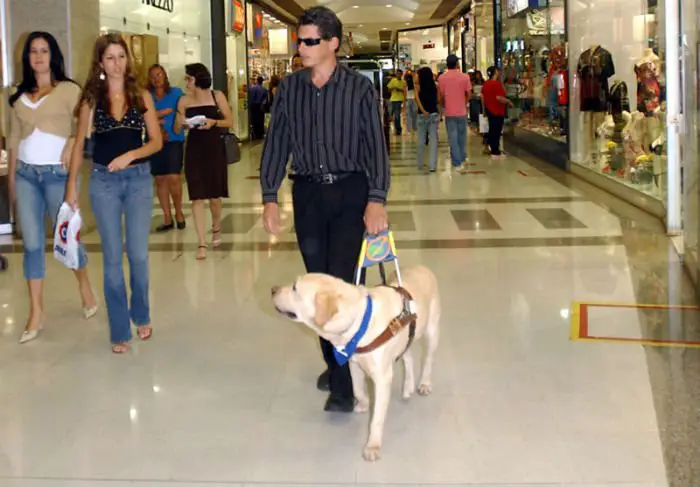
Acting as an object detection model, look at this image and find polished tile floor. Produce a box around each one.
[0,130,698,487]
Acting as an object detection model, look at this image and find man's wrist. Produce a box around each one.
[262,192,279,204]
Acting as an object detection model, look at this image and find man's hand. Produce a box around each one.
[364,201,389,235]
[262,202,281,236]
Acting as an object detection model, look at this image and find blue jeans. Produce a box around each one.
[89,163,153,344]
[15,161,88,280]
[391,101,403,134]
[445,116,468,166]
[417,112,439,171]
[405,99,418,132]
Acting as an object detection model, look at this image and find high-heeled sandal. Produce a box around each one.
[112,342,129,354]
[211,228,221,248]
[137,325,153,340]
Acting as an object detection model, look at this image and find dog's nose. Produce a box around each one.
[271,285,280,296]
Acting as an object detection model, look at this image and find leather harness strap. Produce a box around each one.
[355,286,417,358]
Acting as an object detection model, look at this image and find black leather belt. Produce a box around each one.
[289,172,360,185]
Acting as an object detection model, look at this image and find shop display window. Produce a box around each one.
[569,0,667,200]
[499,0,566,143]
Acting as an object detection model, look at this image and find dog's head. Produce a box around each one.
[271,273,364,337]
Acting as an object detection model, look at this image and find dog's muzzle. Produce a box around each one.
[271,286,298,319]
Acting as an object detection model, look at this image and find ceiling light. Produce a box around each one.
[353,4,359,7]
[386,4,392,6]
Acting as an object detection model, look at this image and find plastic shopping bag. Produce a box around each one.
[479,114,489,134]
[53,203,82,269]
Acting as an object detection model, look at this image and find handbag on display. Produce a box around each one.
[210,90,241,164]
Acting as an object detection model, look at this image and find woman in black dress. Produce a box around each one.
[175,63,234,260]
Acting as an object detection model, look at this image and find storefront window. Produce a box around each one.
[226,0,249,140]
[246,3,295,81]
[396,27,447,74]
[569,0,667,201]
[499,0,567,143]
[99,0,213,87]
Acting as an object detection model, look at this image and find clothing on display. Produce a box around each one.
[577,45,615,112]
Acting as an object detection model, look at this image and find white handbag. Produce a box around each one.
[479,114,489,133]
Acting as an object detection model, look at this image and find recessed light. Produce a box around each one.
[353,4,359,7]
[386,4,392,6]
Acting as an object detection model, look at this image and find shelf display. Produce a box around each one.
[498,0,567,144]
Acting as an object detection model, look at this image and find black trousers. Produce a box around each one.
[486,112,505,155]
[250,104,265,139]
[292,173,368,400]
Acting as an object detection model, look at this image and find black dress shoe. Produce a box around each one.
[317,369,330,392]
[176,220,186,230]
[324,394,354,413]
[155,222,174,233]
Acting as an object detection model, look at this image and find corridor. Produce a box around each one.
[0,133,698,487]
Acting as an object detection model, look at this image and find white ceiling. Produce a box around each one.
[296,0,470,51]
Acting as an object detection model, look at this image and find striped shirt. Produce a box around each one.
[259,63,390,204]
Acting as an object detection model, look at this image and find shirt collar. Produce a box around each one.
[302,62,346,86]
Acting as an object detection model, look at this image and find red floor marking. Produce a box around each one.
[463,170,486,175]
[518,170,528,176]
[576,302,700,347]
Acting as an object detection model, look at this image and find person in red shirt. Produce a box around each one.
[481,66,513,159]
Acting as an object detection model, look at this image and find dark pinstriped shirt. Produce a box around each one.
[260,63,390,204]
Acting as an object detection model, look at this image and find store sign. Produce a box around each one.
[142,0,174,13]
[423,43,435,49]
[232,0,244,33]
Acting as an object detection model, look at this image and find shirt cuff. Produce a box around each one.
[262,191,278,204]
[368,189,387,204]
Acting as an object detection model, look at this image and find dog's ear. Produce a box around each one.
[314,289,338,328]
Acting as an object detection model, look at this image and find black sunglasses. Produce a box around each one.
[298,37,323,47]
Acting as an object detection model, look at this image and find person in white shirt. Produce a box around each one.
[7,32,98,344]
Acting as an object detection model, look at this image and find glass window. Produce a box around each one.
[500,0,567,143]
[569,0,667,201]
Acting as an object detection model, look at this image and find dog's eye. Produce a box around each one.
[292,282,297,292]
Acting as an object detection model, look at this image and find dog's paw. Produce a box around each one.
[362,445,382,462]
[354,401,369,414]
[418,383,433,396]
[402,387,414,400]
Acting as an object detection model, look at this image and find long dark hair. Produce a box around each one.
[146,64,171,94]
[77,33,145,115]
[405,71,414,91]
[9,31,75,107]
[417,67,436,98]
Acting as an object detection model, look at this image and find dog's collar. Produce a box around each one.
[333,295,373,367]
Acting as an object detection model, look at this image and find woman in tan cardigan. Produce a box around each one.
[8,32,97,343]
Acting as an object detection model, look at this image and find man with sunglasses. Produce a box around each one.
[260,5,390,414]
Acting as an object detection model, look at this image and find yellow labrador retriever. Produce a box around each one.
[271,265,440,461]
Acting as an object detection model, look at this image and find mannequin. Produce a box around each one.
[634,49,663,156]
[577,45,615,164]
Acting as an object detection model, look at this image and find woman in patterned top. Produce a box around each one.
[66,34,163,354]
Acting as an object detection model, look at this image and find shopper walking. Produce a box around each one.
[482,65,513,159]
[65,33,163,353]
[148,64,186,232]
[261,6,390,413]
[438,54,472,169]
[404,70,417,134]
[415,66,441,172]
[387,69,406,135]
[7,31,97,344]
[175,63,234,260]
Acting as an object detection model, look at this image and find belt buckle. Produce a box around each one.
[321,174,335,184]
